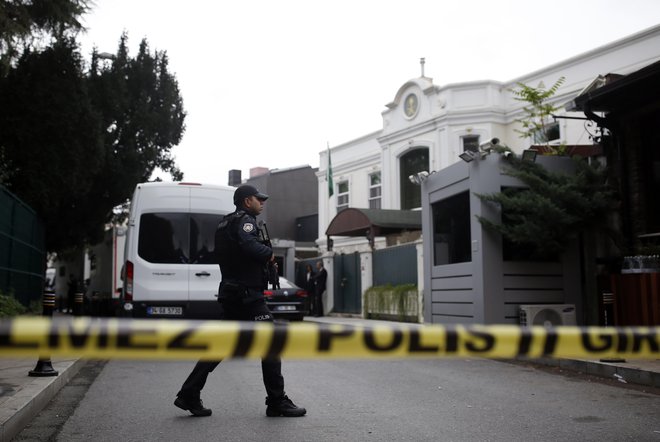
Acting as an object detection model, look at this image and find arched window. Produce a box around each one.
[400,148,429,209]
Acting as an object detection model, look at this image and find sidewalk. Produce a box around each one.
[0,357,85,441]
[0,315,658,441]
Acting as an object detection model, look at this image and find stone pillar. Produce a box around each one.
[359,250,373,318]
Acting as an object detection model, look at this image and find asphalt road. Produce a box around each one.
[13,356,660,441]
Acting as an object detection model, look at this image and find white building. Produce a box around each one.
[317,24,660,254]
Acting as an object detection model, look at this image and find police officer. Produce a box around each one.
[174,184,306,417]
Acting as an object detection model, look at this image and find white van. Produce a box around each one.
[122,182,235,318]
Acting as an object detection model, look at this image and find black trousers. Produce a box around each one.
[177,297,285,400]
[314,289,325,316]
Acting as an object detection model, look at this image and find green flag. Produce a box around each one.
[327,145,334,198]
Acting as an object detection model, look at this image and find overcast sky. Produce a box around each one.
[79,1,660,186]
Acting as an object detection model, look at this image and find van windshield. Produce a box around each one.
[138,213,222,264]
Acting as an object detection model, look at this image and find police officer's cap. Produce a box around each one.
[233,184,269,205]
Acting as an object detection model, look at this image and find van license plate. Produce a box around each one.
[147,306,183,316]
[276,306,296,311]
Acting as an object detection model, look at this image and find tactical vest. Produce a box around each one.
[215,211,268,291]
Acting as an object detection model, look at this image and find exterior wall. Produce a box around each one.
[244,165,318,279]
[315,25,660,321]
[317,26,660,252]
[317,133,381,242]
[247,165,318,240]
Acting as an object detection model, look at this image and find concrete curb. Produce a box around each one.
[0,358,86,442]
[517,357,660,388]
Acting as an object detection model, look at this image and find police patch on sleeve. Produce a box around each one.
[242,223,255,233]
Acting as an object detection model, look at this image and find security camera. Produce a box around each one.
[502,151,512,158]
[408,171,430,185]
[479,137,500,152]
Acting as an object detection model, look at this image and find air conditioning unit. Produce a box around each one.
[519,304,577,327]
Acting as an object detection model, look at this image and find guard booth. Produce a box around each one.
[420,153,582,325]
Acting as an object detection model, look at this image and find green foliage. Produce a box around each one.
[0,38,104,252]
[512,76,565,153]
[0,0,91,75]
[28,299,42,314]
[364,284,418,323]
[476,76,618,259]
[477,156,617,258]
[87,34,186,207]
[0,31,186,253]
[0,291,27,317]
[0,290,42,317]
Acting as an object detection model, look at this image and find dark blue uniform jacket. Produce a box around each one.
[215,210,272,295]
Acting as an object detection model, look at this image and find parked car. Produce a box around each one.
[264,277,310,321]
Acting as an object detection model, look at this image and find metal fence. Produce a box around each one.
[0,185,45,306]
[373,243,417,287]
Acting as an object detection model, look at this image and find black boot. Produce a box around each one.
[265,395,306,417]
[174,396,212,417]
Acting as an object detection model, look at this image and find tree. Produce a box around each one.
[477,155,616,259]
[0,0,91,192]
[512,76,565,154]
[476,78,617,259]
[0,0,91,75]
[83,33,185,231]
[0,38,104,252]
[87,33,185,208]
[0,33,186,253]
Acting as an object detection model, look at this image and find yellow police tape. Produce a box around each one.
[0,317,657,360]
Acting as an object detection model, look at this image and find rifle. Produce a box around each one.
[258,221,279,289]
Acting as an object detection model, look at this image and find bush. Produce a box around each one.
[364,284,418,322]
[0,292,27,317]
[28,299,42,314]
